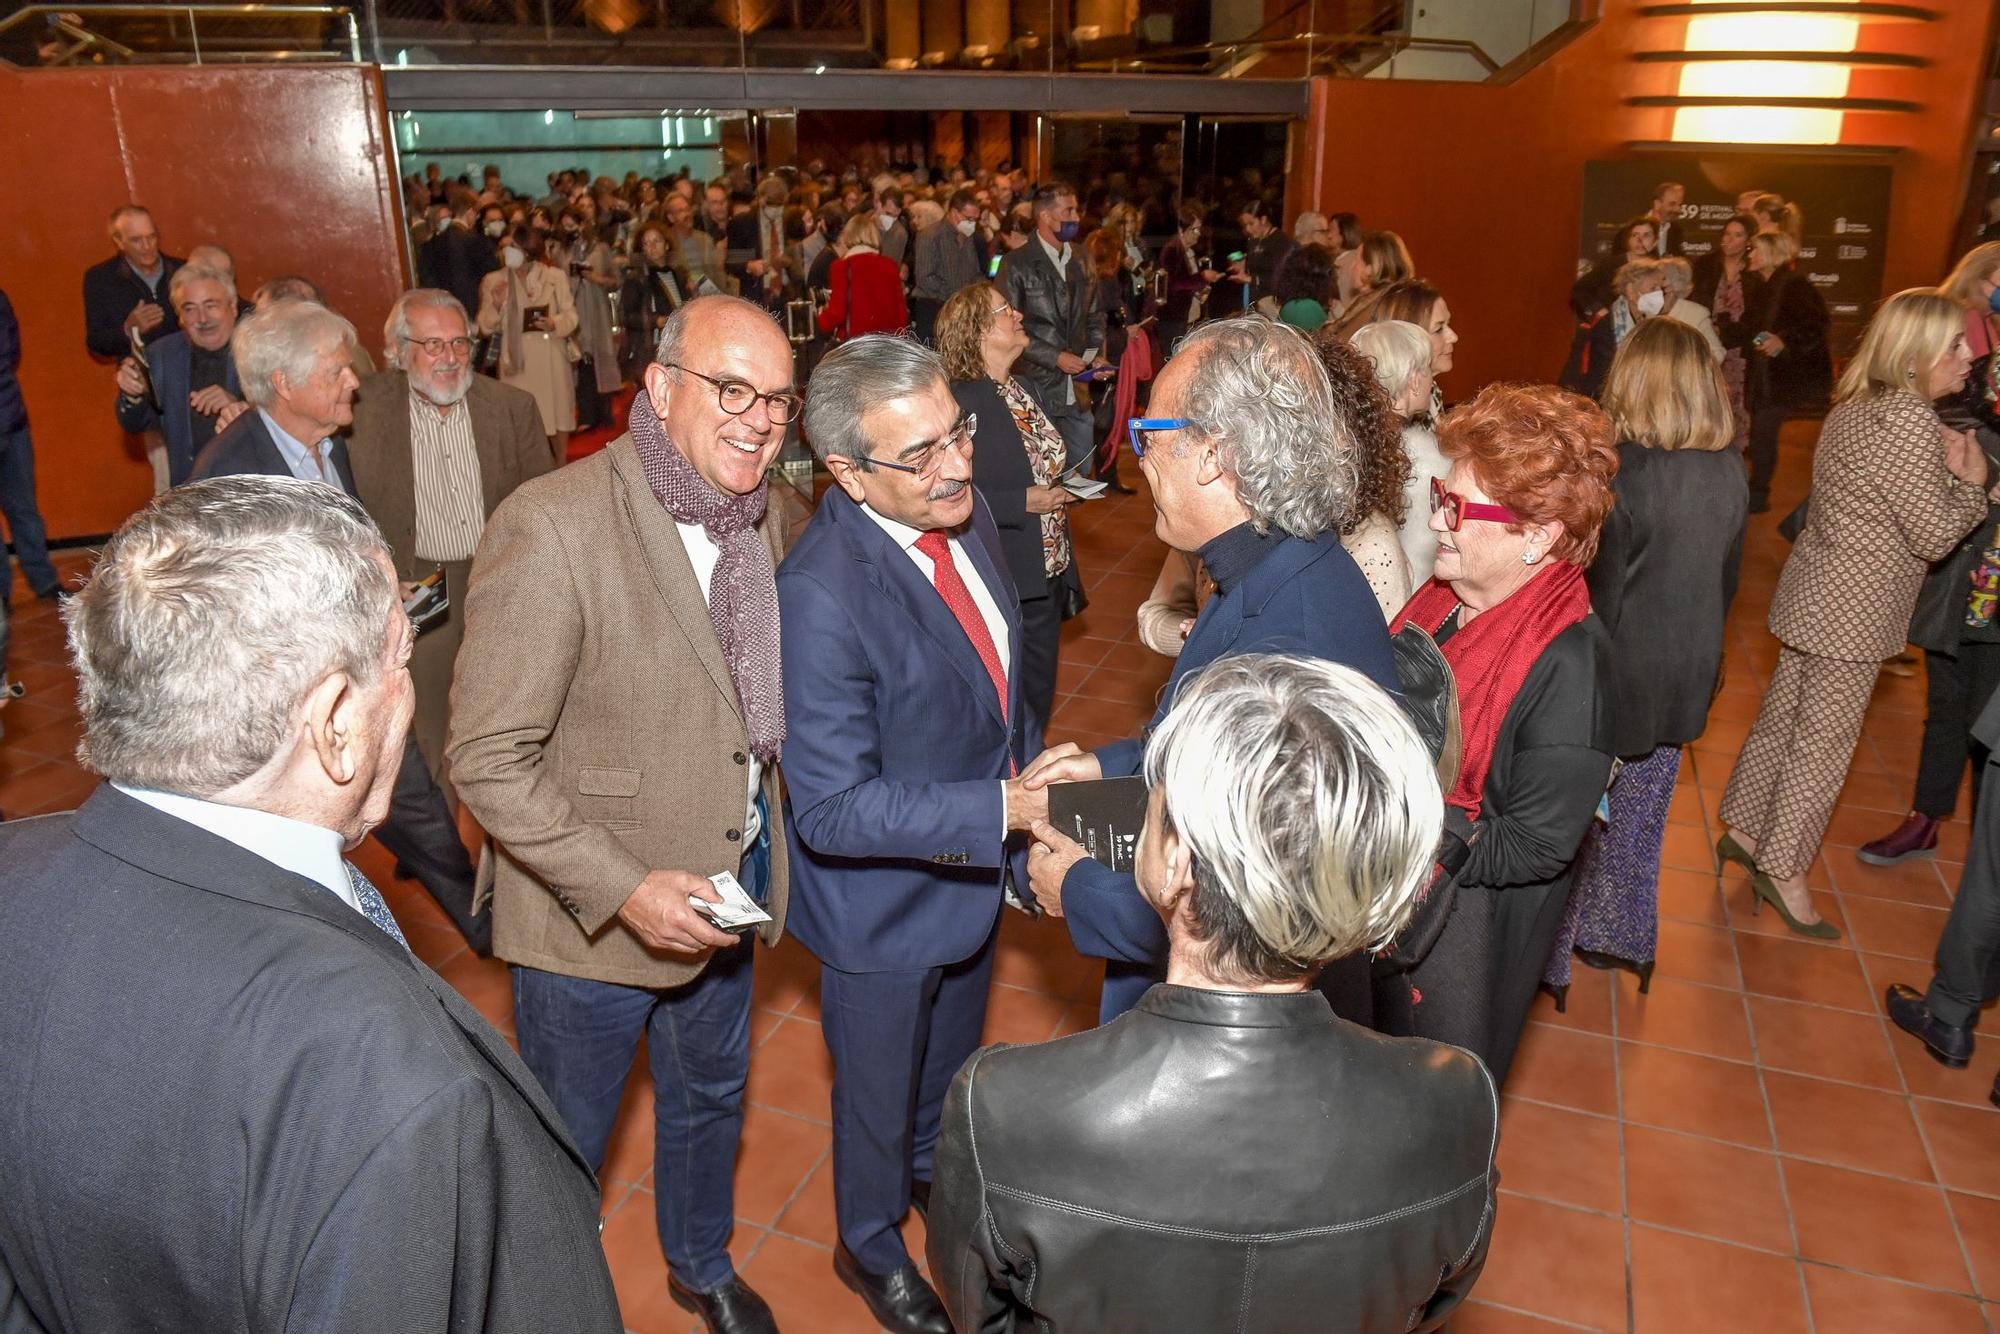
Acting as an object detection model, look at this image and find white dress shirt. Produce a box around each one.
[257,408,335,483]
[858,503,1013,834]
[674,520,766,845]
[114,782,362,916]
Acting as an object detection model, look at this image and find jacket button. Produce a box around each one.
[733,751,747,766]
[726,828,741,842]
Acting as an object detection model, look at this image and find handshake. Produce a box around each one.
[1002,743,1101,918]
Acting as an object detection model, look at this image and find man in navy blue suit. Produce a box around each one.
[778,335,1044,1334]
[1016,318,1401,1022]
[114,264,245,487]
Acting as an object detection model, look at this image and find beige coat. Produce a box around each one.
[447,434,790,987]
[1770,389,1987,663]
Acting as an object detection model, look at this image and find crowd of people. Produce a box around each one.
[1,152,2000,1334]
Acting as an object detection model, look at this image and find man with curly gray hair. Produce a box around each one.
[1011,315,1401,1022]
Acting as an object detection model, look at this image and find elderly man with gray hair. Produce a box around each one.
[348,288,550,802]
[1015,315,1401,1022]
[0,476,624,1334]
[192,296,491,957]
[929,654,1498,1334]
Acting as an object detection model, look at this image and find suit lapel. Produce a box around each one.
[466,381,510,519]
[380,373,420,566]
[609,436,742,718]
[830,490,1009,731]
[958,503,1024,722]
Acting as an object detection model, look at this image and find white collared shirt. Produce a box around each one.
[673,520,765,846]
[257,408,335,483]
[858,503,1013,837]
[114,783,362,916]
[858,503,1011,679]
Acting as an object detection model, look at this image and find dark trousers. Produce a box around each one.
[1926,755,2000,1028]
[509,835,766,1291]
[1045,398,1095,475]
[371,733,489,954]
[909,296,942,344]
[1019,576,1064,731]
[0,424,58,601]
[1913,645,2000,819]
[1746,405,1791,508]
[818,923,998,1275]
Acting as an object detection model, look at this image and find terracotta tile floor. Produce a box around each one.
[7,420,2000,1333]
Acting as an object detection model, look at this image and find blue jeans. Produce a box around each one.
[0,424,56,601]
[510,831,766,1292]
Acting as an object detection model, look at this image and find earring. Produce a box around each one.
[1522,549,1540,565]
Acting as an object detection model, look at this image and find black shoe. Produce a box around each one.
[1101,478,1136,495]
[1748,496,1771,515]
[31,584,61,602]
[909,1177,931,1221]
[667,1273,778,1334]
[393,860,416,881]
[1885,984,1973,1068]
[1990,1070,1998,1110]
[833,1242,950,1334]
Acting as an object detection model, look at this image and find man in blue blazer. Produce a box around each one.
[1017,318,1401,1022]
[779,335,1044,1334]
[114,264,245,487]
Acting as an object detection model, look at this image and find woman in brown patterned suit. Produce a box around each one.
[1719,289,1989,937]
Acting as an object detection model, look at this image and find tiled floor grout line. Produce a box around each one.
[1689,746,1822,1334]
[1606,958,1635,1334]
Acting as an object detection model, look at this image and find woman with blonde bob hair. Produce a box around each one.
[1546,320,1747,1002]
[927,654,1498,1334]
[1721,289,1987,938]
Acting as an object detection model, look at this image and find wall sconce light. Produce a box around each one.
[1633,2,1933,146]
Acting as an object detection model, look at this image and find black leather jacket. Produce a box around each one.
[927,984,1498,1333]
[996,237,1105,407]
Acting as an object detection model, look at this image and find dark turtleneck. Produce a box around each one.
[1197,520,1282,595]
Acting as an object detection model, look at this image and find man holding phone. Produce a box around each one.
[449,294,795,1334]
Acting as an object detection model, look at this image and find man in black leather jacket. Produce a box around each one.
[995,183,1107,469]
[928,654,1498,1333]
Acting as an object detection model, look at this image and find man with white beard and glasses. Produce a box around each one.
[348,288,551,805]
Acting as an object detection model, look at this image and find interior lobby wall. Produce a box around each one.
[1294,0,2000,394]
[0,64,409,540]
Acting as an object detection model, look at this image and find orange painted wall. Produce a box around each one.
[0,64,410,540]
[1293,0,2000,395]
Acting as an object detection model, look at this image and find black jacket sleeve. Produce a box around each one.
[82,265,131,359]
[928,1051,1020,1334]
[1463,622,1614,889]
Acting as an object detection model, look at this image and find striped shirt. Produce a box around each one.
[409,390,487,562]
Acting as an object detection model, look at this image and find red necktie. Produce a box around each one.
[914,529,1007,723]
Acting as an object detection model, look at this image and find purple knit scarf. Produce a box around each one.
[628,389,785,763]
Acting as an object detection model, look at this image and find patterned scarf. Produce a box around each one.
[628,387,785,763]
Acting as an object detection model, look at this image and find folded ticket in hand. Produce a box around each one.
[1062,476,1108,500]
[689,870,772,931]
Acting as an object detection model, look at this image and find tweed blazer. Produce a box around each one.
[447,434,790,988]
[347,369,552,579]
[1770,389,1988,662]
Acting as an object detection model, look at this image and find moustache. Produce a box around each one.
[926,479,969,502]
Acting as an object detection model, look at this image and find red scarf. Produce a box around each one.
[1390,562,1590,822]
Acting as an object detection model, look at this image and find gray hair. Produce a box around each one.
[653,292,780,372]
[253,275,324,308]
[801,334,946,469]
[64,476,394,797]
[231,300,355,409]
[1144,653,1442,984]
[1349,320,1433,405]
[186,244,235,278]
[167,264,234,309]
[1174,318,1357,539]
[382,288,471,369]
[1658,255,1695,300]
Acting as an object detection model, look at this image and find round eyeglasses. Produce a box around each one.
[1429,477,1519,532]
[667,363,804,424]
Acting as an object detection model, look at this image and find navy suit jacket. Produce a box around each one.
[188,407,358,496]
[778,486,1042,975]
[1064,532,1399,1016]
[114,331,241,487]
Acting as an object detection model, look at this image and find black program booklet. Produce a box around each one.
[1048,776,1149,873]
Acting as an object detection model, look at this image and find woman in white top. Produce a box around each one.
[477,226,579,467]
[1658,256,1725,363]
[1351,319,1446,584]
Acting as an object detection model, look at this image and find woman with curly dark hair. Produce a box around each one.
[1314,329,1413,618]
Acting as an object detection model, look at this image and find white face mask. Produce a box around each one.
[483,220,505,237]
[1635,288,1666,317]
[955,218,977,237]
[877,212,895,231]
[502,245,525,270]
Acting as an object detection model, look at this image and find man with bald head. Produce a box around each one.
[450,294,796,1334]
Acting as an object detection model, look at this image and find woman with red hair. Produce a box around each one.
[1376,382,1620,1084]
